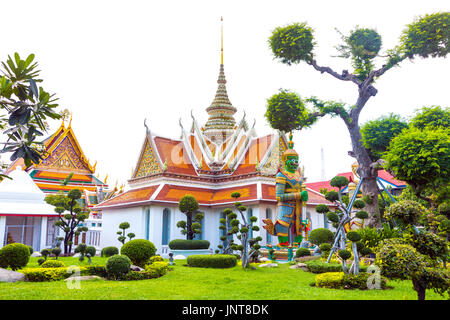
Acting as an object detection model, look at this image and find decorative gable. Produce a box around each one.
[39,136,91,173]
[134,137,163,178]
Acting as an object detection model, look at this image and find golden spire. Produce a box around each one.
[221,16,223,65]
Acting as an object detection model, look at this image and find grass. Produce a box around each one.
[0,257,447,300]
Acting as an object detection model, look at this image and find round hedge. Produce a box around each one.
[106,255,131,279]
[168,239,210,250]
[101,246,119,257]
[315,204,329,214]
[41,260,65,268]
[319,243,332,253]
[309,228,334,246]
[338,249,352,261]
[187,254,237,268]
[330,176,349,188]
[326,212,339,223]
[120,239,156,267]
[86,246,96,257]
[0,243,31,270]
[325,191,339,202]
[347,231,362,242]
[355,211,369,220]
[27,246,34,255]
[386,200,426,226]
[353,199,366,209]
[295,248,311,258]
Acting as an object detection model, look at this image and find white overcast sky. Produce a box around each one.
[1,0,449,188]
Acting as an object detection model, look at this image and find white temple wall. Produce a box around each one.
[100,206,143,249]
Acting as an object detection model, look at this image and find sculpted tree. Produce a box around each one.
[45,189,90,254]
[177,194,204,240]
[268,13,450,227]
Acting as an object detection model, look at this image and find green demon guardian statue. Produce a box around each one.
[263,133,310,247]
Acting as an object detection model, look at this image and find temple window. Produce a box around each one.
[162,208,171,245]
[265,208,272,244]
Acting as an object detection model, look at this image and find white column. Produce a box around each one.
[0,216,6,248]
[40,217,48,251]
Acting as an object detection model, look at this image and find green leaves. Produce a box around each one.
[0,52,60,170]
[265,90,308,133]
[269,22,315,65]
[400,12,450,59]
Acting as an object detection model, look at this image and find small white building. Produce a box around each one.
[0,167,60,251]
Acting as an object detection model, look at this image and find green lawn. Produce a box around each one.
[0,257,447,300]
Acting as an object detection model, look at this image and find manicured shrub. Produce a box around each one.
[315,272,345,288]
[325,191,339,202]
[347,231,362,242]
[315,204,329,214]
[51,247,61,259]
[385,200,426,226]
[148,255,164,264]
[0,243,31,270]
[168,239,210,250]
[375,239,425,280]
[309,228,334,246]
[41,260,65,268]
[105,255,131,279]
[101,246,119,257]
[27,246,34,255]
[305,260,342,273]
[145,261,169,277]
[360,247,373,256]
[294,255,321,263]
[330,176,349,188]
[74,243,87,254]
[187,254,237,268]
[315,272,387,290]
[319,243,332,254]
[120,239,156,267]
[295,248,311,258]
[355,211,369,220]
[338,249,352,261]
[326,212,339,223]
[37,258,45,266]
[20,267,70,282]
[40,249,51,260]
[353,199,366,209]
[86,246,96,257]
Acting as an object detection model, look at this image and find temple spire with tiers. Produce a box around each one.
[203,17,237,145]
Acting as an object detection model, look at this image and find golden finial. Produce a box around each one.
[104,174,108,184]
[68,112,73,128]
[221,16,224,65]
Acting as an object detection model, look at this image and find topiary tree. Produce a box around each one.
[217,208,236,254]
[225,192,261,268]
[267,13,450,227]
[177,195,204,240]
[45,189,90,254]
[117,222,135,244]
[0,53,61,182]
[40,248,50,261]
[51,247,61,259]
[120,239,156,267]
[74,243,87,261]
[376,239,449,300]
[379,199,449,300]
[315,174,368,274]
[0,243,31,270]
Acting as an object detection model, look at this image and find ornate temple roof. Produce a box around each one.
[95,182,334,210]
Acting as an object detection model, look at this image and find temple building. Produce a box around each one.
[96,23,334,256]
[5,117,121,249]
[0,167,58,251]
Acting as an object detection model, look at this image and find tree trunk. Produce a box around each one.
[187,213,193,240]
[413,279,426,300]
[347,109,381,228]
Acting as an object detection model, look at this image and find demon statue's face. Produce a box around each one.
[284,155,299,173]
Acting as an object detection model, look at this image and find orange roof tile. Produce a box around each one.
[153,137,197,176]
[232,135,273,176]
[96,185,159,208]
